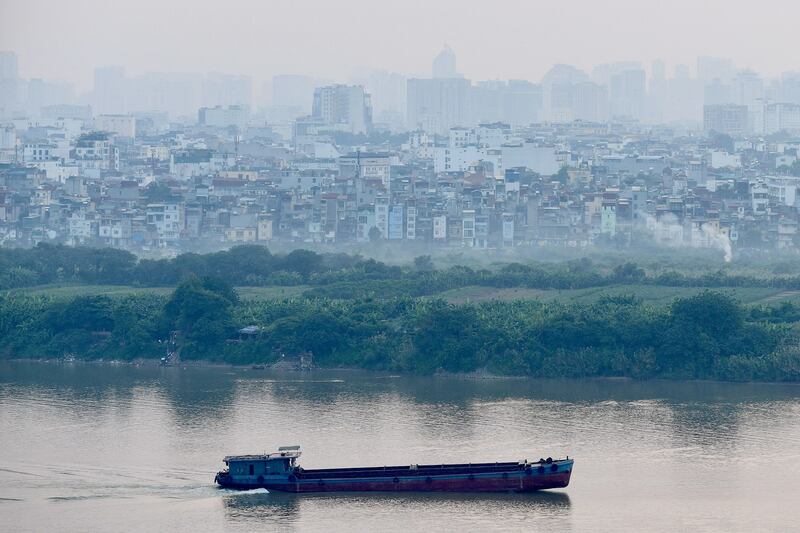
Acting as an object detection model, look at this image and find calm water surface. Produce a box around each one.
[1,361,800,532]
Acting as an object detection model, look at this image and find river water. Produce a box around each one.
[1,361,800,532]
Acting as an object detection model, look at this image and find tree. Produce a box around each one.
[788,160,800,177]
[143,182,177,203]
[708,131,734,153]
[163,277,238,356]
[412,302,489,373]
[413,255,435,272]
[280,249,323,278]
[656,291,748,376]
[50,295,115,332]
[670,291,743,340]
[206,245,274,282]
[612,262,646,282]
[553,165,569,184]
[368,226,383,242]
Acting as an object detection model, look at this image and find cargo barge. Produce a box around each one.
[215,446,573,493]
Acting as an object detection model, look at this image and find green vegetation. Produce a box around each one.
[1,284,307,301]
[437,285,798,306]
[6,244,800,300]
[3,244,800,382]
[1,279,800,382]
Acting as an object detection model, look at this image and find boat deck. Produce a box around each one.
[295,459,567,479]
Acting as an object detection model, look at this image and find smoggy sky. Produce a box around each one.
[1,0,799,90]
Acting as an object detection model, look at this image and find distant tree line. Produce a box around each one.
[1,281,799,382]
[5,244,800,298]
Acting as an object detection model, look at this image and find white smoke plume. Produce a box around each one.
[645,213,733,262]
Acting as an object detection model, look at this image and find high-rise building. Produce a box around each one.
[41,104,93,122]
[704,104,749,136]
[24,78,75,115]
[732,70,764,108]
[674,65,691,80]
[651,60,666,82]
[764,103,800,134]
[573,82,608,122]
[0,51,19,115]
[731,70,765,132]
[609,69,646,120]
[648,59,668,123]
[667,67,703,123]
[502,80,543,125]
[93,66,127,114]
[311,85,372,134]
[129,72,203,118]
[202,73,252,108]
[406,78,470,134]
[470,80,505,124]
[541,64,588,122]
[778,72,800,105]
[697,56,734,84]
[350,69,406,116]
[705,79,732,106]
[0,51,18,80]
[272,75,315,110]
[592,61,642,86]
[432,45,458,79]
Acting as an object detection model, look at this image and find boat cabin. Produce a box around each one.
[223,446,301,479]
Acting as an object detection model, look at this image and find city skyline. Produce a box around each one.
[3,0,800,92]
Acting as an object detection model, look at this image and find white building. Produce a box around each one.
[434,126,511,176]
[375,196,389,238]
[73,132,119,172]
[764,103,800,134]
[406,205,417,240]
[709,151,742,169]
[170,149,213,178]
[356,208,375,242]
[146,203,184,243]
[600,202,616,236]
[766,176,800,207]
[0,124,15,162]
[338,152,393,190]
[273,172,329,192]
[434,126,559,177]
[433,215,447,240]
[68,213,94,242]
[312,85,372,134]
[95,114,136,138]
[435,144,483,174]
[198,105,248,129]
[776,154,797,170]
[502,142,560,175]
[22,141,57,162]
[405,131,435,159]
[751,181,769,215]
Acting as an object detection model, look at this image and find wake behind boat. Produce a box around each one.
[215,446,573,493]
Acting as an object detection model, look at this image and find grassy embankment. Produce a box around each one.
[6,283,800,307]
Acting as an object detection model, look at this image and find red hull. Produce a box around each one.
[279,471,571,493]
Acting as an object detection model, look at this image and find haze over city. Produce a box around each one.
[2,0,800,89]
[6,1,800,532]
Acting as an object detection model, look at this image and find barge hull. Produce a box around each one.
[216,461,573,493]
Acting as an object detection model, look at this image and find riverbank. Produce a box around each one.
[3,276,800,383]
[10,357,800,387]
[7,357,524,381]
